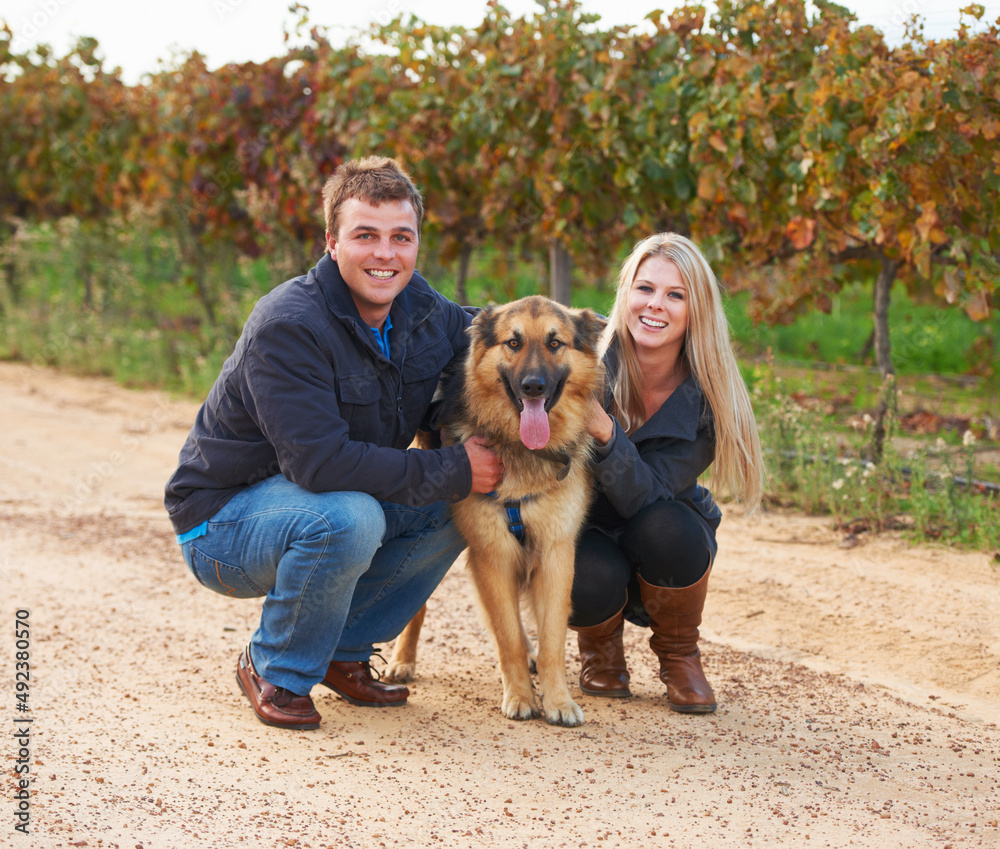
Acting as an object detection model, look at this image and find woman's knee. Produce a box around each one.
[570,532,630,626]
[624,501,709,588]
[626,500,702,549]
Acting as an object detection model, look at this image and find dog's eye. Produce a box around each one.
[549,339,563,350]
[507,339,519,349]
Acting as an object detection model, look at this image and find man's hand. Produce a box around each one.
[464,436,504,494]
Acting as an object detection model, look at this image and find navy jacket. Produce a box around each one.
[165,254,473,535]
[588,344,722,560]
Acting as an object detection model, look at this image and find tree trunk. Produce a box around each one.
[81,248,94,311]
[1,221,19,308]
[456,243,473,306]
[2,256,14,312]
[871,254,900,463]
[189,242,217,326]
[872,255,898,380]
[548,241,572,306]
[858,329,874,363]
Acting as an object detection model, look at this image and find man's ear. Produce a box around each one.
[325,231,337,258]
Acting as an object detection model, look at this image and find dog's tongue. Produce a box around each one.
[519,398,550,450]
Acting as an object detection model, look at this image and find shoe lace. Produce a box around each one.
[367,648,388,682]
[273,687,298,706]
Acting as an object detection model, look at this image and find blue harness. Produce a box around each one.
[487,492,532,544]
[483,449,573,546]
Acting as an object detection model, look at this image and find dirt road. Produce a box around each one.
[2,361,998,847]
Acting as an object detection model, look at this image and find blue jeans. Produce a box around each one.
[180,475,464,695]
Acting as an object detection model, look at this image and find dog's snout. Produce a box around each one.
[520,374,547,398]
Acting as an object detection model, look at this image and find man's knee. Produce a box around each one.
[300,491,386,564]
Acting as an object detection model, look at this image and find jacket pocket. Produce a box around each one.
[338,372,381,404]
[403,337,454,381]
[337,371,383,436]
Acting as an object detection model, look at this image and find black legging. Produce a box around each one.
[569,500,711,628]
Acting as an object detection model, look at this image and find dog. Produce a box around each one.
[386,295,605,726]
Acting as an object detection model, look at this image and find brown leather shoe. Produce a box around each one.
[321,660,409,707]
[236,645,321,730]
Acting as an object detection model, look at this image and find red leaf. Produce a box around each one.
[785,216,816,250]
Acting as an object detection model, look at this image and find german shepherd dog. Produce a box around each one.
[387,296,604,726]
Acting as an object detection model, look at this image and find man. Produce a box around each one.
[165,156,502,730]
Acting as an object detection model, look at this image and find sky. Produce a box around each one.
[4,0,997,83]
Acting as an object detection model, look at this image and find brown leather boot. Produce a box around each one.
[571,606,631,698]
[639,570,717,714]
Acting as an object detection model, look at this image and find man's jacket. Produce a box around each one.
[165,254,472,535]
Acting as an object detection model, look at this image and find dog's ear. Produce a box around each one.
[468,305,498,349]
[572,308,606,354]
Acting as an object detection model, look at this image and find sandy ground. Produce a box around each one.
[1,360,999,849]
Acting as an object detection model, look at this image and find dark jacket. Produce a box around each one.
[588,345,722,560]
[165,254,473,535]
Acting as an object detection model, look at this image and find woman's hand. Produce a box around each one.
[586,397,615,446]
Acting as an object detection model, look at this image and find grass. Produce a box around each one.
[2,220,998,549]
[725,282,998,377]
[749,366,1000,549]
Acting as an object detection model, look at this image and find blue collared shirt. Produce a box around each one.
[369,312,393,360]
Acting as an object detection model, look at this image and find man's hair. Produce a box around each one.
[322,156,424,239]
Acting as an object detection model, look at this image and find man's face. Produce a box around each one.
[326,197,420,328]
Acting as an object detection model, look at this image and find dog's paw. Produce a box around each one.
[543,698,585,727]
[501,694,541,721]
[383,661,416,683]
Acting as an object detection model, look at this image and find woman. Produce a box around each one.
[571,233,764,713]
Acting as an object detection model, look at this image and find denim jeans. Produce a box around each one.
[180,475,464,695]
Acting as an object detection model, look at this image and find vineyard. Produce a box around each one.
[3,7,999,843]
[1,0,999,545]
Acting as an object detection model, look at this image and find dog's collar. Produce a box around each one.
[534,448,573,481]
[468,426,577,482]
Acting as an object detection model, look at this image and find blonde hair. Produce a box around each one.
[602,233,764,511]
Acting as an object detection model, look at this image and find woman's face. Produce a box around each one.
[625,256,689,359]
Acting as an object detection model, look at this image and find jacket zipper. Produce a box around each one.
[391,305,436,446]
[348,304,437,448]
